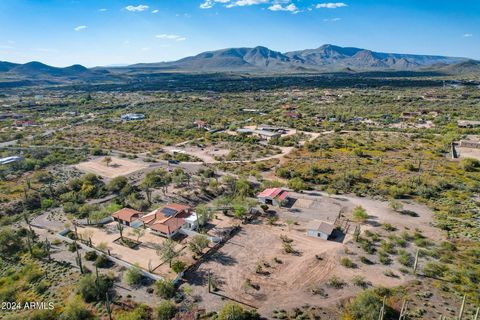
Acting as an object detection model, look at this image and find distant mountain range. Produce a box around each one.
[128,44,472,73]
[0,45,479,85]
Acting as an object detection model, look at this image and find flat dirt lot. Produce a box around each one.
[75,156,149,179]
[184,221,347,315]
[183,194,442,317]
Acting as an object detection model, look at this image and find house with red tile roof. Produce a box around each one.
[140,203,196,238]
[112,208,142,226]
[257,188,290,207]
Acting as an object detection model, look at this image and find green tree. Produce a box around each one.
[156,238,178,267]
[0,228,23,257]
[188,234,210,255]
[62,295,93,320]
[77,273,113,302]
[155,300,176,320]
[343,289,395,320]
[124,265,144,287]
[155,279,175,299]
[288,177,306,192]
[196,204,213,227]
[171,260,186,273]
[218,302,258,320]
[107,176,129,193]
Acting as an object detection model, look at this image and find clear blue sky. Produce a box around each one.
[0,0,478,67]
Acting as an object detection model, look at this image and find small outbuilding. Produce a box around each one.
[306,220,335,240]
[121,113,145,121]
[257,188,289,206]
[112,208,143,226]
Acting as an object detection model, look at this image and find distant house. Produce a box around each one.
[458,120,480,128]
[258,125,287,134]
[121,113,145,121]
[257,188,289,206]
[15,120,34,127]
[140,203,196,238]
[306,220,335,240]
[237,128,281,141]
[0,156,24,165]
[112,208,142,226]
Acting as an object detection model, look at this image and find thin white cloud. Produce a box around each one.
[268,3,298,12]
[125,5,149,12]
[152,9,159,13]
[155,34,187,41]
[463,33,473,38]
[98,8,107,12]
[323,17,341,21]
[74,25,87,32]
[316,2,347,9]
[226,0,268,8]
[200,0,230,9]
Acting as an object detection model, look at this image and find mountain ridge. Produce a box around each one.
[0,45,478,84]
[128,44,470,72]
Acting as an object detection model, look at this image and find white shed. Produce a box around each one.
[306,220,335,240]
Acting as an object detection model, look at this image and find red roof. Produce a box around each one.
[277,191,289,201]
[258,188,283,198]
[112,208,142,223]
[141,203,191,235]
[150,217,185,234]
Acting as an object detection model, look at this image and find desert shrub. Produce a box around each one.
[378,251,391,265]
[351,275,369,288]
[155,279,175,299]
[62,295,93,320]
[77,273,113,302]
[352,206,368,222]
[398,250,414,267]
[95,254,110,268]
[326,276,346,289]
[340,257,356,268]
[343,288,395,320]
[218,302,259,320]
[84,251,98,261]
[360,256,374,265]
[461,158,480,172]
[116,304,150,320]
[124,265,144,287]
[423,262,449,278]
[155,300,176,320]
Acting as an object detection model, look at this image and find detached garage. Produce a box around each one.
[306,220,335,240]
[112,208,143,226]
